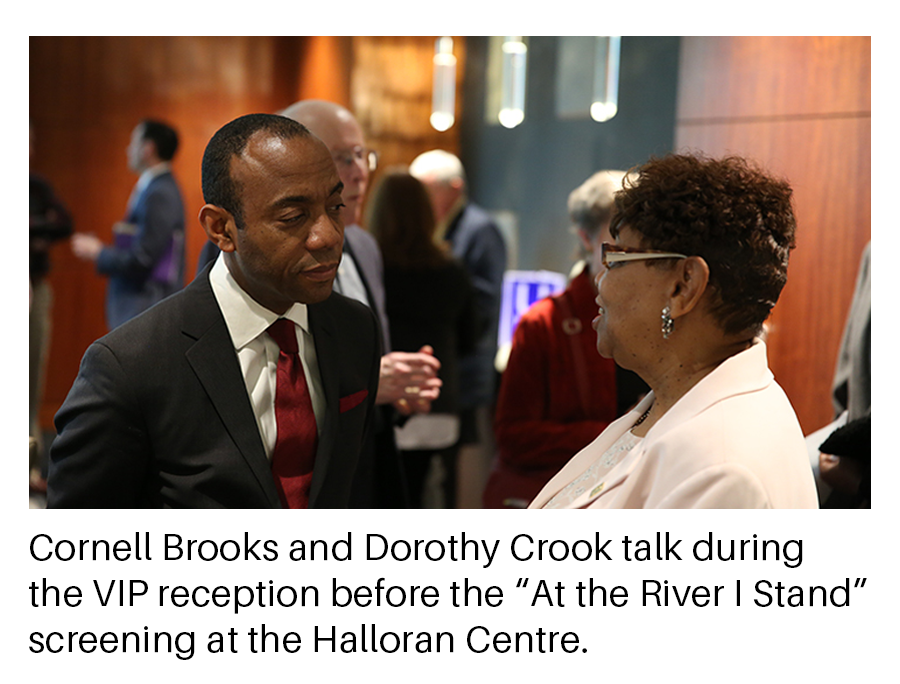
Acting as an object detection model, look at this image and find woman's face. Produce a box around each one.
[592,226,673,372]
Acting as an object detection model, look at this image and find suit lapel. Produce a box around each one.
[307,300,339,507]
[181,271,282,507]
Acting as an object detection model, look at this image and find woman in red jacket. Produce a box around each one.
[483,170,646,508]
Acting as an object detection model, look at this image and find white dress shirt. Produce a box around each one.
[208,254,325,461]
[126,162,171,214]
[332,249,369,306]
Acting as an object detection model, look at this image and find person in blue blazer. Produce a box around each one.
[72,119,185,330]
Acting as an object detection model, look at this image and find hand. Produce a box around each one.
[818,452,863,496]
[376,345,442,415]
[71,233,104,262]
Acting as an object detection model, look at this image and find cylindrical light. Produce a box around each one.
[591,36,621,122]
[499,36,527,128]
[430,36,457,132]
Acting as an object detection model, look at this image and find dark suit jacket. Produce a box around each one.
[445,202,507,409]
[194,227,409,507]
[98,170,185,330]
[47,266,382,508]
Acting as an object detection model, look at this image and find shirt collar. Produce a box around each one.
[209,252,309,350]
[135,161,171,194]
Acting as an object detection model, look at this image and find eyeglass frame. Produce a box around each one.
[601,242,688,267]
[332,146,379,173]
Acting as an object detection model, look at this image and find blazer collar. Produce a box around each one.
[643,338,772,443]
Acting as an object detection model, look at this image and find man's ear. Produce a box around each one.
[199,204,237,253]
[576,228,593,253]
[668,255,710,318]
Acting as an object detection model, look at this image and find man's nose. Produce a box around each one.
[307,212,343,251]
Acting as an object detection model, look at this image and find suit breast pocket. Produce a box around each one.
[339,389,369,413]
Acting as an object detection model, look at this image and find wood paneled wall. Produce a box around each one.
[675,37,871,434]
[351,36,465,187]
[30,36,462,429]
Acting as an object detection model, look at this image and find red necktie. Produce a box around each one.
[267,318,318,508]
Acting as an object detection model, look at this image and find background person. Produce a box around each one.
[367,169,478,507]
[410,149,507,507]
[484,170,646,508]
[72,119,185,330]
[811,242,871,507]
[529,154,818,509]
[29,121,73,491]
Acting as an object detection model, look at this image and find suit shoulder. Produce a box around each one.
[97,279,211,353]
[463,202,496,226]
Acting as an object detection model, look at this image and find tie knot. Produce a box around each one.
[267,318,299,354]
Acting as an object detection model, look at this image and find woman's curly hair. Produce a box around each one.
[611,154,796,335]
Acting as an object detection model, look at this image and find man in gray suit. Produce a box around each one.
[49,114,384,508]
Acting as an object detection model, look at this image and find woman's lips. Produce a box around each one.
[592,303,605,330]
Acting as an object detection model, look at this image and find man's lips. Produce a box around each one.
[302,263,339,282]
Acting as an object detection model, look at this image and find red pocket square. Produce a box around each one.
[340,389,368,413]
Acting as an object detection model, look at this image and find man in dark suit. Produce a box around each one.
[72,119,185,330]
[410,150,507,507]
[49,114,384,508]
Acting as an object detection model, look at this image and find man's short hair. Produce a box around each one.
[409,149,466,187]
[139,119,180,161]
[201,113,312,229]
[567,170,628,239]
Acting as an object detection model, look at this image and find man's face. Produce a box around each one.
[224,132,344,313]
[310,115,369,226]
[126,124,148,173]
[418,177,460,225]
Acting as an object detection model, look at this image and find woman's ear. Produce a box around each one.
[668,256,710,318]
[199,204,237,253]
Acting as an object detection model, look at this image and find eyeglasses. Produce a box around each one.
[601,242,688,267]
[332,146,379,172]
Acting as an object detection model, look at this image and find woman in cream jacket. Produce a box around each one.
[530,154,818,510]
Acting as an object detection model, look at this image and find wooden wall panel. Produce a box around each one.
[678,36,870,120]
[350,36,465,212]
[675,37,870,434]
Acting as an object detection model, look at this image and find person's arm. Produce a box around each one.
[47,342,150,508]
[30,177,74,242]
[494,314,609,470]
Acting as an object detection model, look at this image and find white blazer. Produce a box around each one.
[529,340,819,509]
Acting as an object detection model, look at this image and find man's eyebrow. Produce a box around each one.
[273,183,344,208]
